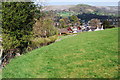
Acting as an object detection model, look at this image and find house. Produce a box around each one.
[80,26,89,31]
[58,26,83,35]
[67,26,82,33]
[94,25,104,31]
[58,28,69,35]
[58,22,104,35]
[88,25,104,32]
[72,26,78,33]
[67,27,73,33]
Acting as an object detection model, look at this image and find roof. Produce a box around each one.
[58,28,68,33]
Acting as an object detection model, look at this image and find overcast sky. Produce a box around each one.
[34,0,120,6]
[47,0,119,2]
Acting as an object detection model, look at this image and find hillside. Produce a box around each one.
[3,28,118,78]
[43,4,117,16]
[69,4,117,16]
[43,5,74,11]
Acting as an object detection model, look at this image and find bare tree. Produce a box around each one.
[88,19,101,28]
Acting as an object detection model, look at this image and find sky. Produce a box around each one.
[34,0,120,6]
[35,0,119,2]
[47,0,119,2]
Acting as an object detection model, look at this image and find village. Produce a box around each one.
[52,14,118,36]
[58,23,104,35]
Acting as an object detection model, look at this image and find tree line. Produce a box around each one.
[53,14,114,29]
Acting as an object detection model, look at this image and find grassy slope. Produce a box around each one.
[3,28,118,78]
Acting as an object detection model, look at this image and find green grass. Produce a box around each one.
[3,28,118,78]
[57,12,75,17]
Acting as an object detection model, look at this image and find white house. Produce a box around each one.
[94,25,104,31]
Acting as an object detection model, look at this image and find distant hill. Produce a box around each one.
[43,4,118,16]
[42,5,74,11]
[69,4,117,16]
[95,6,118,15]
[69,4,97,13]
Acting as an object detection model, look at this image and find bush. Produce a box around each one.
[30,38,45,49]
[28,35,58,50]
[44,38,51,45]
[48,35,58,43]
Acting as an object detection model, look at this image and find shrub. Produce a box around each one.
[44,38,51,45]
[48,35,58,43]
[30,38,45,49]
[28,35,58,50]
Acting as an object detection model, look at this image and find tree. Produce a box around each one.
[59,19,66,28]
[54,16,62,22]
[88,19,101,28]
[2,2,36,54]
[33,17,58,38]
[44,19,58,37]
[69,15,80,26]
[102,20,110,29]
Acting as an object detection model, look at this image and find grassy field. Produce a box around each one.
[3,28,118,78]
[57,12,76,17]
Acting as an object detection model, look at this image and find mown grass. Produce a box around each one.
[3,28,118,78]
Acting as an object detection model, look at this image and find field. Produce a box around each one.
[57,12,76,17]
[3,28,118,78]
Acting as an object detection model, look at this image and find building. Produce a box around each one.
[58,28,69,35]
